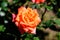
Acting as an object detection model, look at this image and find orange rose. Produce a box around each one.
[32,0,45,4]
[12,7,41,34]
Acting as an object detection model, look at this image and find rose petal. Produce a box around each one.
[12,14,16,22]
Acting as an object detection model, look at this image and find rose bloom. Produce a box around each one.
[12,7,41,34]
[32,0,45,4]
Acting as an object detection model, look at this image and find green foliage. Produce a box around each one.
[57,9,60,18]
[1,2,8,7]
[25,38,30,40]
[26,34,33,38]
[50,0,57,5]
[57,32,60,40]
[54,19,60,26]
[40,20,53,28]
[33,37,40,40]
[45,6,53,11]
[0,25,6,32]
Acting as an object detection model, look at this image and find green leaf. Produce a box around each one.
[45,6,53,11]
[26,34,33,38]
[43,20,53,27]
[1,2,8,7]
[2,7,8,11]
[0,25,6,32]
[58,8,60,12]
[25,38,30,40]
[57,10,60,18]
[13,0,19,3]
[54,19,60,26]
[33,37,39,40]
[21,33,26,37]
[57,32,60,40]
[51,0,57,5]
